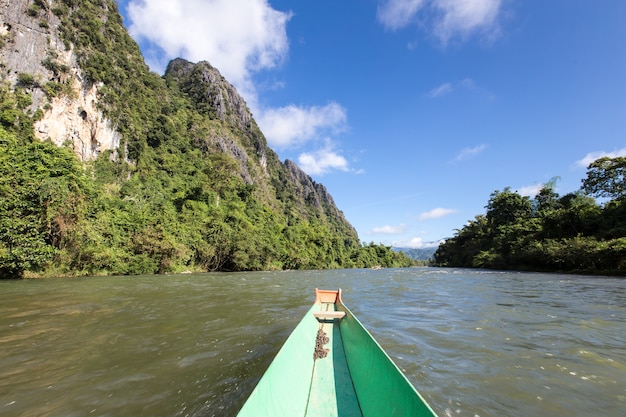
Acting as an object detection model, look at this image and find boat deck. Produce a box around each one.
[306,303,362,417]
[237,289,438,417]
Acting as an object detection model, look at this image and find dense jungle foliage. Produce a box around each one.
[433,160,626,275]
[0,1,413,278]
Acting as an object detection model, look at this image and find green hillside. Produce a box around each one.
[0,0,413,278]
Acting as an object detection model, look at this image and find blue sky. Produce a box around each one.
[116,0,626,248]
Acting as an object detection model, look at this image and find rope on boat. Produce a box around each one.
[314,328,330,359]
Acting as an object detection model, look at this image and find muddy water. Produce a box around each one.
[1,269,625,416]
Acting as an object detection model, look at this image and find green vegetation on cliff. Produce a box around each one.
[0,1,413,278]
[434,161,626,275]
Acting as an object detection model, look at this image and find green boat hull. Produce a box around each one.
[237,290,438,417]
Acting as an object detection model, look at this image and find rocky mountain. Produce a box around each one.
[1,0,120,159]
[162,58,351,227]
[0,0,415,278]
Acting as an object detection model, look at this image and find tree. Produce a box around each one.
[534,177,561,215]
[486,188,532,227]
[582,157,626,201]
[0,127,88,278]
[433,215,490,267]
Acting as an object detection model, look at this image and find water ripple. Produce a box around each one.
[1,269,625,416]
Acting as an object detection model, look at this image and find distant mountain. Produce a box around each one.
[393,247,438,261]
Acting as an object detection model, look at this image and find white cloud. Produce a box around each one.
[377,0,502,44]
[429,82,454,98]
[297,146,349,176]
[371,224,407,234]
[460,77,476,89]
[433,0,501,44]
[576,147,626,168]
[126,0,290,80]
[392,237,442,249]
[419,208,458,220]
[257,102,347,148]
[428,78,495,100]
[517,184,542,197]
[377,0,427,30]
[454,144,488,162]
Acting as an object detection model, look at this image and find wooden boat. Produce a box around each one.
[237,289,438,417]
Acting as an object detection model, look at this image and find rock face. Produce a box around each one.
[0,0,120,161]
[165,58,355,234]
[35,79,121,160]
[166,59,252,132]
[166,58,266,184]
[0,0,58,109]
[283,159,347,220]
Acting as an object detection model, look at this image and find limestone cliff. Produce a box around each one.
[164,58,355,234]
[0,0,119,160]
[165,59,253,133]
[165,58,266,185]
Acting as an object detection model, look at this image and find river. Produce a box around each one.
[1,268,625,417]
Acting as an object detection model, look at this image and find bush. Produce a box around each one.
[16,73,36,88]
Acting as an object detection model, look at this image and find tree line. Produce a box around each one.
[433,157,626,275]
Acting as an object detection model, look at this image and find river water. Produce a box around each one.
[1,268,625,417]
